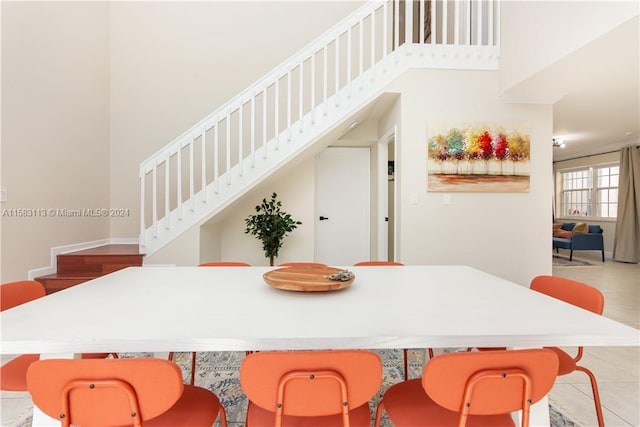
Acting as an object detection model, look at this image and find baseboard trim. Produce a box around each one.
[28,238,140,280]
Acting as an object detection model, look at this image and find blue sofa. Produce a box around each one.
[553,222,605,262]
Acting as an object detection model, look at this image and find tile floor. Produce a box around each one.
[2,255,638,426]
[547,252,639,427]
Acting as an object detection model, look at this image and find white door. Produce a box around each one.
[315,147,370,266]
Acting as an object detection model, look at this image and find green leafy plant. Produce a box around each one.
[244,192,302,266]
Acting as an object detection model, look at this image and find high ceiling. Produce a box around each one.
[505,16,639,162]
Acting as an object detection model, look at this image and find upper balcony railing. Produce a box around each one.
[139,0,500,254]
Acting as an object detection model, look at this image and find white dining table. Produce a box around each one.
[2,265,639,426]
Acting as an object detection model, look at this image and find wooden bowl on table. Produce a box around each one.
[263,266,354,292]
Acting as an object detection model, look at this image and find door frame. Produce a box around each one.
[377,126,397,261]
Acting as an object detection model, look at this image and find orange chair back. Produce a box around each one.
[240,350,382,417]
[27,358,184,427]
[353,261,404,266]
[199,261,251,267]
[530,275,604,315]
[279,262,327,267]
[422,349,558,419]
[1,280,46,311]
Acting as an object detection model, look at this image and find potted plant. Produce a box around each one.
[244,192,302,266]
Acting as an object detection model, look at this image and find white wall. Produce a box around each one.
[1,2,111,282]
[553,151,620,256]
[108,1,363,239]
[217,158,317,267]
[500,0,639,92]
[183,69,553,286]
[386,69,553,285]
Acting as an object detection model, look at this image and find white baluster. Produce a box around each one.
[274,79,280,149]
[347,27,352,98]
[371,9,376,72]
[238,103,244,177]
[214,122,219,194]
[189,135,195,211]
[226,111,231,184]
[299,61,304,133]
[335,36,340,106]
[359,18,364,75]
[323,46,328,115]
[140,172,146,245]
[496,0,501,50]
[383,2,388,54]
[165,157,171,228]
[311,53,316,124]
[152,163,158,237]
[262,87,268,158]
[287,71,292,139]
[177,146,183,219]
[250,96,256,168]
[201,128,206,203]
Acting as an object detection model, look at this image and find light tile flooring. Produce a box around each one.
[1,255,638,426]
[547,253,639,427]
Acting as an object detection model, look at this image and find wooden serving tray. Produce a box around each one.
[263,266,354,292]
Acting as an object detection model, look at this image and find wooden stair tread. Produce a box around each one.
[60,244,141,256]
[35,273,102,279]
[35,244,144,294]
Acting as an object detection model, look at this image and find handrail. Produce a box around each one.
[139,0,500,253]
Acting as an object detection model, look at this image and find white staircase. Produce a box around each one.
[139,0,500,256]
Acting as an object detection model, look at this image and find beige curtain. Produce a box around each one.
[613,146,640,263]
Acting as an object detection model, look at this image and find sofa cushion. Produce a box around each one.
[554,229,573,239]
[588,225,603,234]
[552,223,563,233]
[560,222,576,231]
[572,222,588,235]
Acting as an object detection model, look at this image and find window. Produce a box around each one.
[557,164,619,219]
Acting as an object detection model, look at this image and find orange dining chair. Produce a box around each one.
[0,280,116,392]
[240,350,382,427]
[199,261,251,267]
[353,261,421,380]
[27,358,227,427]
[353,261,404,266]
[530,275,606,427]
[279,262,328,267]
[375,348,559,427]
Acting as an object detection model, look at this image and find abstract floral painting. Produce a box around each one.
[427,123,531,192]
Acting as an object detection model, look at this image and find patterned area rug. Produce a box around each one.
[16,350,580,426]
[552,255,594,267]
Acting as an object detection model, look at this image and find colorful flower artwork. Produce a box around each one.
[427,124,531,192]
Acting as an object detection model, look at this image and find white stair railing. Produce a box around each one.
[139,0,500,255]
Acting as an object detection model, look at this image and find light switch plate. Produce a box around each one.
[410,192,418,205]
[443,193,451,205]
[0,188,6,203]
